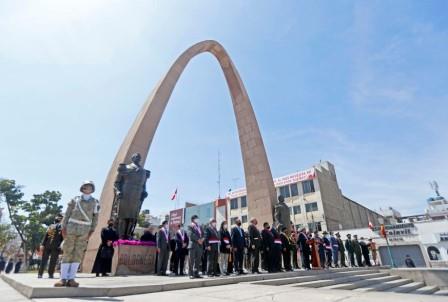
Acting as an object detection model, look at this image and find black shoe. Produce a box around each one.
[96,273,100,277]
[194,275,203,279]
[48,275,54,279]
[37,275,42,279]
[101,273,109,277]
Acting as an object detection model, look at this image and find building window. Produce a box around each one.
[242,215,248,223]
[302,180,315,194]
[240,196,247,208]
[293,205,301,215]
[230,217,238,225]
[290,183,299,196]
[279,185,291,198]
[230,198,238,210]
[308,221,322,232]
[305,202,318,212]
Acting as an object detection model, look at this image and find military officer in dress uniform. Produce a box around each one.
[330,231,339,267]
[55,181,99,287]
[345,234,356,267]
[336,232,347,267]
[38,214,63,279]
[322,231,333,268]
[353,235,363,267]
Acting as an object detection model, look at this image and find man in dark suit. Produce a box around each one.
[231,218,246,275]
[173,223,189,275]
[204,218,220,276]
[187,215,204,279]
[261,222,274,272]
[271,226,283,272]
[156,220,170,276]
[248,218,262,273]
[297,227,311,270]
[280,226,292,271]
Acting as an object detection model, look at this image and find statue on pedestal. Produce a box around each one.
[113,153,150,239]
[274,195,290,232]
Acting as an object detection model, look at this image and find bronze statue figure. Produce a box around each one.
[113,153,150,239]
[274,195,290,232]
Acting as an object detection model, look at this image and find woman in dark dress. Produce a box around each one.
[92,219,119,277]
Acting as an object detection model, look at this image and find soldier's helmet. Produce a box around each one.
[80,180,95,193]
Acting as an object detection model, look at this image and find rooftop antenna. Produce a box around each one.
[217,150,221,198]
[430,181,440,197]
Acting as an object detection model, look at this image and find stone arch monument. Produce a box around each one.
[83,40,277,271]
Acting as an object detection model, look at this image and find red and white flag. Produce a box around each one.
[171,188,178,201]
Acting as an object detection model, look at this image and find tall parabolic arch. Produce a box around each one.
[83,40,278,271]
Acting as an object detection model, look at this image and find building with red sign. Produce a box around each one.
[227,161,383,231]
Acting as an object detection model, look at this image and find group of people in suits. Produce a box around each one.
[155,215,306,278]
[155,215,381,277]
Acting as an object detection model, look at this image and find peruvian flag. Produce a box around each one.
[368,221,374,230]
[171,188,178,201]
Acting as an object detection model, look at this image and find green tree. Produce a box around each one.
[137,212,149,228]
[0,179,26,253]
[0,223,16,255]
[0,179,62,266]
[24,191,63,254]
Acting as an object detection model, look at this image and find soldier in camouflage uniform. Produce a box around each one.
[54,181,100,287]
[38,213,64,278]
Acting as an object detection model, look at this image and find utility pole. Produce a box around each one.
[217,150,221,199]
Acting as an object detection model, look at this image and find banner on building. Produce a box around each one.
[227,168,316,198]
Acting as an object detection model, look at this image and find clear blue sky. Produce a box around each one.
[1,1,447,217]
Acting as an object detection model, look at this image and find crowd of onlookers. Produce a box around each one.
[0,256,23,274]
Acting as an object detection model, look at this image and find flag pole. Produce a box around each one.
[176,186,179,210]
[385,235,396,268]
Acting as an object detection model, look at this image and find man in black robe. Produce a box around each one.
[92,219,119,276]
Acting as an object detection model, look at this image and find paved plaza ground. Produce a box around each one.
[1,277,447,302]
[1,267,447,302]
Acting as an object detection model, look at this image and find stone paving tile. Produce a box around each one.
[0,277,29,302]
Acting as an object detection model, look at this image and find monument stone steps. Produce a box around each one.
[256,268,445,296]
[250,268,380,286]
[323,275,402,290]
[410,285,440,295]
[292,272,389,288]
[384,281,426,293]
[432,289,448,296]
[352,277,413,292]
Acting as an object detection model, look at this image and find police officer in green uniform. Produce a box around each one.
[54,181,99,287]
[38,214,63,278]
